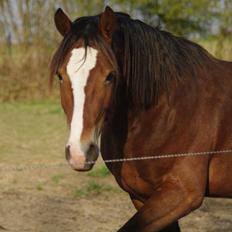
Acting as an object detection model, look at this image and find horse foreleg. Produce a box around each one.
[159,221,181,232]
[130,196,181,232]
[118,180,204,232]
[118,219,181,232]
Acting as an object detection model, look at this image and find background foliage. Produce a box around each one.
[0,0,231,101]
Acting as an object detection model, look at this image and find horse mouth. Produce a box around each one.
[65,143,99,171]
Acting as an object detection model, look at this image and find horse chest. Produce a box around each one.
[118,163,154,199]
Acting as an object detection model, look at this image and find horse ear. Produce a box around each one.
[54,8,72,36]
[99,6,117,42]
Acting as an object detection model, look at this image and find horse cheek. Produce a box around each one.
[60,83,73,124]
[103,87,113,110]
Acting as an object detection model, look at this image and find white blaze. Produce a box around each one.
[66,47,98,153]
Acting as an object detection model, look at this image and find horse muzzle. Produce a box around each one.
[65,143,99,171]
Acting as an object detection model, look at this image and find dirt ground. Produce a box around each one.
[0,164,232,232]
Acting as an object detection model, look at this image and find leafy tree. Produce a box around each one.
[112,0,219,37]
[218,0,232,36]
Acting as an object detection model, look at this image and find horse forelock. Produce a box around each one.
[50,15,117,87]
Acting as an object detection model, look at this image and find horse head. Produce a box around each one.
[52,7,118,171]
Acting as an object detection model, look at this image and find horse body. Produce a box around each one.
[51,6,232,232]
[102,57,232,195]
[100,56,232,230]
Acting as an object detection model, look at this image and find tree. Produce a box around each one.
[112,0,220,37]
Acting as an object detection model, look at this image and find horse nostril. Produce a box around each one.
[89,143,95,149]
[65,145,71,161]
[87,143,99,159]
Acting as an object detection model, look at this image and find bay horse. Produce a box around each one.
[50,6,232,232]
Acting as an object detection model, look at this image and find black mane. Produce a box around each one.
[51,12,213,110]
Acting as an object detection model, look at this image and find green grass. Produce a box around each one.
[73,188,87,198]
[73,180,115,198]
[36,184,43,191]
[88,165,111,177]
[51,174,64,184]
[0,100,67,165]
[86,180,112,193]
[87,180,115,193]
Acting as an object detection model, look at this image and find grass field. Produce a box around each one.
[0,101,232,231]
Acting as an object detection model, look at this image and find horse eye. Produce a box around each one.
[105,73,114,83]
[57,74,63,81]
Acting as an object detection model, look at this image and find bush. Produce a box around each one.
[0,45,59,102]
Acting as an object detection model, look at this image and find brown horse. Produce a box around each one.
[50,6,232,232]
